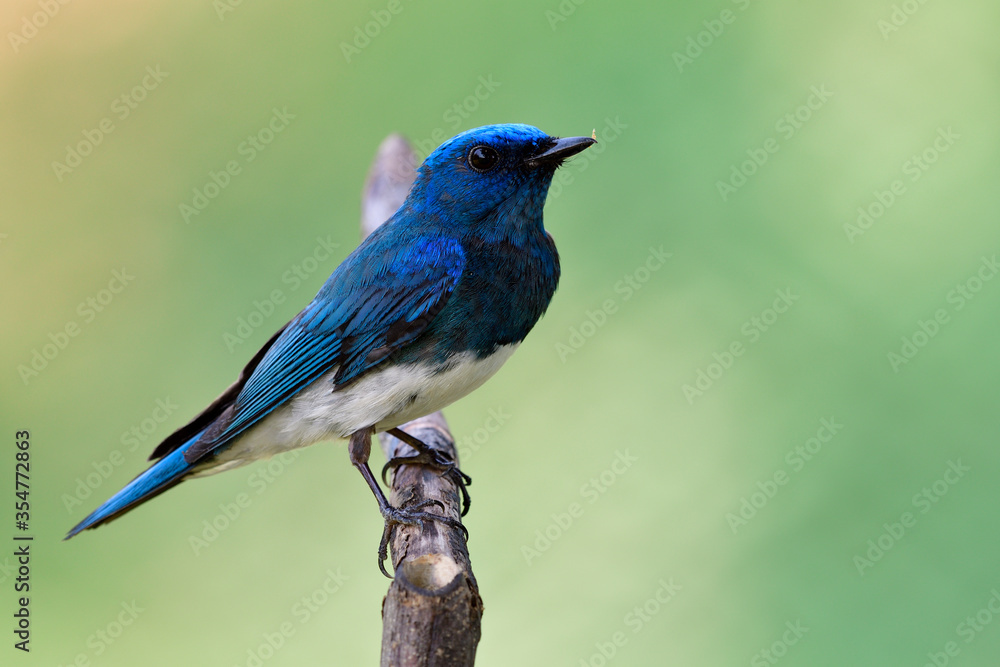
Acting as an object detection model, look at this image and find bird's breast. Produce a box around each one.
[429,234,559,357]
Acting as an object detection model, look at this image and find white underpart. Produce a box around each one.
[200,344,518,474]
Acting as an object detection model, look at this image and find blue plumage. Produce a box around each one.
[65,430,205,537]
[67,123,595,541]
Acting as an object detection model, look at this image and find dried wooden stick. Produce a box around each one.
[360,134,482,667]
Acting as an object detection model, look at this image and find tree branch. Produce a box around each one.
[360,134,482,667]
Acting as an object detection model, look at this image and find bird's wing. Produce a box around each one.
[179,234,466,464]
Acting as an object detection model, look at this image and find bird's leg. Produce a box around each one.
[382,427,472,516]
[349,427,465,578]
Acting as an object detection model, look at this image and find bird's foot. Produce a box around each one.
[377,491,468,578]
[381,434,472,517]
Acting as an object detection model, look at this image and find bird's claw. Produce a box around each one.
[376,495,468,579]
[381,448,472,516]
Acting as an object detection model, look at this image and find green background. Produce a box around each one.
[3,0,999,664]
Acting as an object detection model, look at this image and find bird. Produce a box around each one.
[66,123,595,569]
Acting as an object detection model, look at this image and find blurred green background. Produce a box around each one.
[3,0,999,664]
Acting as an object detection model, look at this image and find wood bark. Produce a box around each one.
[360,135,482,667]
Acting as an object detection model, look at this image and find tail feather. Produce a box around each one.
[65,430,205,539]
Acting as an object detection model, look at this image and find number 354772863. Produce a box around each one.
[15,431,30,530]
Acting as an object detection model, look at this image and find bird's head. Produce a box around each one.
[409,123,595,237]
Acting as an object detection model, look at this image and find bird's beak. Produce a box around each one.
[525,136,597,168]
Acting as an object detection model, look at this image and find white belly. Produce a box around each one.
[199,344,518,473]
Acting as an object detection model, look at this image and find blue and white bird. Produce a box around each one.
[67,123,595,559]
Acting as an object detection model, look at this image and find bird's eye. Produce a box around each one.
[468,145,500,172]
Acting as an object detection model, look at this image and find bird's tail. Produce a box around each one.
[65,429,206,539]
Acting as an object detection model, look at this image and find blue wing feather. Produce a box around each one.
[66,428,207,537]
[182,233,465,462]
